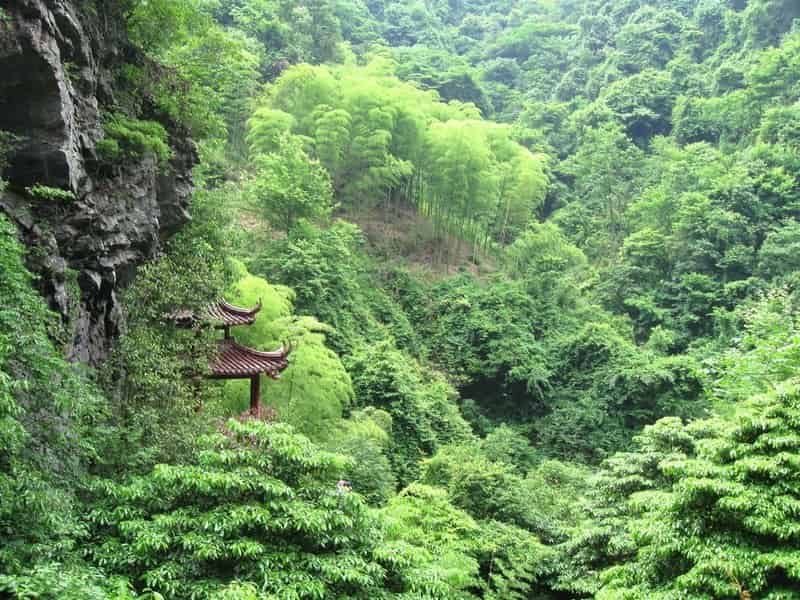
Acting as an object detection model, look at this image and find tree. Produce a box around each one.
[326,409,397,505]
[246,108,296,155]
[712,288,800,404]
[220,266,354,441]
[554,417,709,597]
[121,0,262,142]
[163,24,261,148]
[252,60,546,251]
[422,274,552,420]
[254,220,373,353]
[757,220,800,280]
[312,106,352,190]
[599,69,676,142]
[251,134,334,232]
[613,7,687,73]
[87,420,425,598]
[489,141,549,245]
[380,484,483,594]
[0,215,109,591]
[227,0,343,65]
[743,0,800,48]
[102,189,233,469]
[599,384,800,599]
[423,120,495,258]
[381,2,444,48]
[559,123,644,256]
[346,340,472,485]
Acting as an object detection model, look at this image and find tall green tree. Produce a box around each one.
[599,384,800,599]
[558,123,644,257]
[87,420,438,598]
[250,135,334,232]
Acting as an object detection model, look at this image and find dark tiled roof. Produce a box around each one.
[167,299,262,328]
[210,339,290,378]
[204,298,262,327]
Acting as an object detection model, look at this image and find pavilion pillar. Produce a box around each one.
[250,374,261,412]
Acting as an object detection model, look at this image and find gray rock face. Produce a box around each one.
[0,0,196,364]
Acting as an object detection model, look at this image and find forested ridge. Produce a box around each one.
[2,0,800,598]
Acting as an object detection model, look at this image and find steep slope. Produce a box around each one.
[0,0,196,363]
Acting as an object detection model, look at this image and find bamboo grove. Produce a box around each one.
[247,61,549,260]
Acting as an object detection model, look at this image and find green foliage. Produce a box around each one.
[25,184,77,203]
[558,123,644,256]
[0,129,16,192]
[475,519,554,600]
[481,424,538,474]
[347,340,472,485]
[87,420,397,598]
[554,416,713,597]
[0,563,129,600]
[398,51,492,115]
[0,214,108,582]
[422,274,550,401]
[125,0,206,55]
[246,108,296,155]
[598,69,676,141]
[538,322,706,462]
[421,443,537,528]
[413,443,585,597]
[380,484,483,594]
[614,7,687,73]
[757,219,800,280]
[380,483,555,599]
[598,384,800,599]
[711,287,800,404]
[255,219,417,354]
[9,2,800,599]
[215,263,353,440]
[326,408,396,505]
[101,188,234,469]
[250,134,335,232]
[256,219,368,351]
[162,23,261,148]
[222,0,344,65]
[97,114,172,164]
[504,221,589,305]
[254,60,548,254]
[114,0,262,148]
[226,269,295,345]
[420,443,587,546]
[596,130,800,347]
[258,315,354,441]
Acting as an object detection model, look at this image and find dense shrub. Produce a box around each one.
[0,214,108,581]
[96,113,172,164]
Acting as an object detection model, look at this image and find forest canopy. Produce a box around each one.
[2,0,800,599]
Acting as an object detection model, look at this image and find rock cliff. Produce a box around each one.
[0,0,196,363]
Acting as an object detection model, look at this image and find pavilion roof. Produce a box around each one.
[167,298,262,328]
[210,338,290,379]
[204,298,262,327]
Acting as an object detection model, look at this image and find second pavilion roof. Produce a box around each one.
[210,339,290,379]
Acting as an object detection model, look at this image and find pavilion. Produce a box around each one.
[172,298,291,412]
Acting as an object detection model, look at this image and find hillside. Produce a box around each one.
[2,0,800,598]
